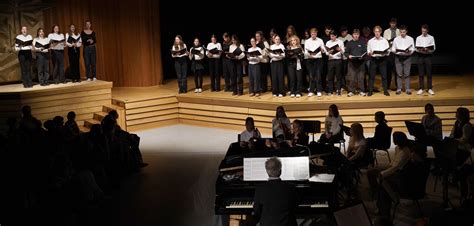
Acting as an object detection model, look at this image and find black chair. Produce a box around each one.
[301,120,321,143]
[370,126,393,166]
[392,159,431,222]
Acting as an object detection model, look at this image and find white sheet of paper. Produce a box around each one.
[309,174,335,183]
[243,157,309,181]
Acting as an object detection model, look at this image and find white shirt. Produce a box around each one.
[206,42,222,59]
[189,46,205,61]
[392,35,415,56]
[240,129,262,142]
[257,41,270,63]
[33,37,51,53]
[65,33,82,48]
[383,28,400,42]
[14,34,33,51]
[338,35,353,60]
[269,43,286,62]
[48,33,65,50]
[247,46,263,64]
[171,43,188,58]
[228,44,245,60]
[324,115,343,135]
[415,34,436,54]
[304,37,326,59]
[367,37,390,57]
[325,39,345,60]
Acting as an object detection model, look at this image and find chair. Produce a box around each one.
[301,120,321,143]
[392,159,431,222]
[370,126,393,166]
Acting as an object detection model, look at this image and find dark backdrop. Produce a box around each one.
[159,1,470,79]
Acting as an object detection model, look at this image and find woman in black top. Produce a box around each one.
[81,20,97,81]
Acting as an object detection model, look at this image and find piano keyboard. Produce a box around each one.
[226,201,329,209]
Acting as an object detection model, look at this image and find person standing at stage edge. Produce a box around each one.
[81,20,97,81]
[171,35,189,93]
[14,26,33,88]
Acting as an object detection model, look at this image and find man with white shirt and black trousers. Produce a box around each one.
[383,18,400,91]
[367,26,390,96]
[415,24,436,95]
[304,28,327,97]
[253,157,298,226]
[14,26,33,88]
[325,31,345,96]
[345,29,367,97]
[392,25,415,95]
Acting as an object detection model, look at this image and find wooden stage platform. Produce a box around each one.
[1,75,473,134]
[112,75,474,133]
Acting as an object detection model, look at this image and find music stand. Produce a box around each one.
[404,121,427,140]
[301,120,321,142]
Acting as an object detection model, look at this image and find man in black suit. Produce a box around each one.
[253,157,298,226]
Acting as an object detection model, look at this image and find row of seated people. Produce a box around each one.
[0,106,147,225]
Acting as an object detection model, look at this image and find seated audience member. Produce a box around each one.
[253,157,298,226]
[63,111,81,141]
[346,123,368,165]
[240,117,262,149]
[272,106,291,141]
[320,104,343,143]
[367,132,411,225]
[367,111,391,150]
[19,105,42,134]
[449,107,472,166]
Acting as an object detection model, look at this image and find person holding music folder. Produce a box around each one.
[227,35,245,96]
[33,28,51,86]
[268,35,286,97]
[345,29,367,97]
[320,104,344,144]
[367,26,390,96]
[383,18,400,91]
[415,24,436,95]
[206,34,222,92]
[338,26,353,90]
[253,157,298,226]
[286,35,304,98]
[66,24,82,83]
[256,31,270,93]
[247,38,264,97]
[221,33,232,92]
[321,26,332,93]
[391,25,415,95]
[239,117,262,149]
[14,26,33,88]
[81,20,97,81]
[171,35,188,93]
[325,31,345,96]
[304,28,326,97]
[48,25,66,84]
[189,38,205,93]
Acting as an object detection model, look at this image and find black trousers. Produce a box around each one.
[347,60,366,93]
[322,55,329,92]
[36,52,50,84]
[341,59,348,88]
[222,58,232,91]
[417,54,433,90]
[306,58,323,93]
[229,59,243,94]
[386,53,396,89]
[327,60,342,93]
[68,47,81,81]
[18,50,33,86]
[260,62,270,92]
[209,58,220,91]
[248,64,261,94]
[271,60,285,95]
[174,57,187,92]
[287,61,303,94]
[194,69,203,89]
[84,45,96,78]
[51,50,65,83]
[368,57,388,93]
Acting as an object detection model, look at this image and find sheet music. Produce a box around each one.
[309,174,335,183]
[243,157,309,181]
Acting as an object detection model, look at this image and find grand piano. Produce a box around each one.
[215,141,339,216]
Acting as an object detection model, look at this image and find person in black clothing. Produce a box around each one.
[253,157,298,226]
[287,119,309,147]
[222,33,232,92]
[345,29,367,97]
[367,111,391,150]
[81,20,97,81]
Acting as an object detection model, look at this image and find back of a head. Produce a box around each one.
[67,111,76,121]
[393,131,408,147]
[456,107,470,123]
[108,110,119,120]
[375,111,387,123]
[21,105,32,117]
[265,157,282,178]
[53,116,64,127]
